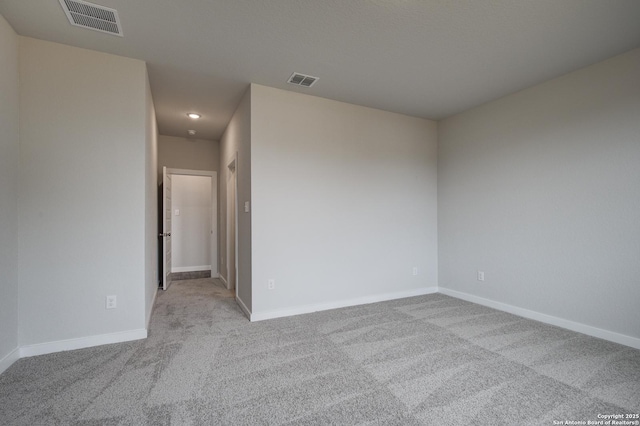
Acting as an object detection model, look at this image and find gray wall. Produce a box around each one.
[158,135,219,175]
[250,84,438,316]
[0,14,19,368]
[219,87,252,311]
[438,48,640,340]
[18,37,149,346]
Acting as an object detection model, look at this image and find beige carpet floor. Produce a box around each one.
[1,278,638,425]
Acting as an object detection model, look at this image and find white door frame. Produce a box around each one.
[166,168,219,278]
[226,154,238,293]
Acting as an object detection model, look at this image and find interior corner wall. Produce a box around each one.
[158,134,220,177]
[250,84,438,317]
[145,67,159,327]
[438,48,640,342]
[0,14,20,369]
[219,87,252,312]
[18,37,148,349]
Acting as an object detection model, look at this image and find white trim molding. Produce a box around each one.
[236,296,251,320]
[166,168,214,177]
[171,265,211,273]
[219,274,228,286]
[250,287,438,322]
[0,347,20,375]
[438,287,640,350]
[146,286,159,329]
[165,168,219,280]
[20,329,148,358]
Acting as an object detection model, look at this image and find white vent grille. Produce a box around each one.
[287,72,319,88]
[59,0,123,36]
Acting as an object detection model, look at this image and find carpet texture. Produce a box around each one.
[1,278,638,425]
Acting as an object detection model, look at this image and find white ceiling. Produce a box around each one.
[2,1,639,141]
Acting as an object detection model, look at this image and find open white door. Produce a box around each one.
[162,166,172,290]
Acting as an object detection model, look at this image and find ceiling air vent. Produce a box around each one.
[287,72,319,88]
[59,0,123,37]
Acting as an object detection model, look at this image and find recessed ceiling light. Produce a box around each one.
[188,130,196,136]
[187,113,201,119]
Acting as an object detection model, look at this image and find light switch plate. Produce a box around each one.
[106,295,117,309]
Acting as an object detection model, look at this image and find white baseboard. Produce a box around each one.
[0,347,20,375]
[236,295,251,320]
[20,329,148,358]
[438,287,640,350]
[250,287,438,322]
[146,286,159,329]
[171,265,211,273]
[219,274,228,288]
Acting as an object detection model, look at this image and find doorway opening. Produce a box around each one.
[160,167,218,290]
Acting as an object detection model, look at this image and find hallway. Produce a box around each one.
[0,278,246,424]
